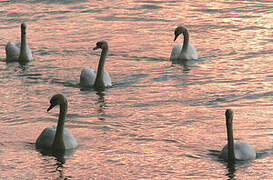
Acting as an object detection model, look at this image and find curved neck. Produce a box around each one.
[52,103,67,150]
[94,46,108,89]
[180,30,189,54]
[226,117,235,162]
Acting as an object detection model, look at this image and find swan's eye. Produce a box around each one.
[97,42,103,48]
[50,99,58,105]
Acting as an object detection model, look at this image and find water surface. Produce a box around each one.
[0,0,273,179]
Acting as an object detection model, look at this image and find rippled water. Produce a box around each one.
[0,0,273,179]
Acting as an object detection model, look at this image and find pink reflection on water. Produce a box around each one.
[0,0,272,179]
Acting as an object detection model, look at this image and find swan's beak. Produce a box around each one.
[93,46,100,50]
[174,35,178,42]
[47,104,55,112]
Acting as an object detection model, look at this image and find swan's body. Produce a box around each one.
[170,26,198,61]
[35,94,78,151]
[170,43,198,60]
[80,68,111,88]
[5,23,33,63]
[219,141,256,161]
[36,126,77,150]
[219,109,256,162]
[5,42,20,62]
[80,41,112,89]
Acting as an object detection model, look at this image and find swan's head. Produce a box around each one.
[21,23,27,32]
[47,94,67,112]
[225,109,234,125]
[174,26,188,41]
[93,41,108,50]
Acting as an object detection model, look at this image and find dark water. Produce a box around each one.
[0,0,273,179]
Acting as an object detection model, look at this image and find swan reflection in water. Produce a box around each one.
[171,59,192,72]
[96,91,107,121]
[37,147,77,163]
[226,161,236,180]
[37,148,77,180]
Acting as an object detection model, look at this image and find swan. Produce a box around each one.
[5,23,33,64]
[170,26,198,61]
[35,94,78,151]
[80,41,112,89]
[219,109,256,162]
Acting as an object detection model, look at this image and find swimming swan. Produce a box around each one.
[170,26,198,61]
[219,109,256,162]
[80,41,112,89]
[5,23,34,64]
[35,94,78,151]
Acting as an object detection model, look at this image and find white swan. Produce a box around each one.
[35,94,78,151]
[80,41,112,89]
[219,109,256,162]
[170,26,198,61]
[5,23,33,64]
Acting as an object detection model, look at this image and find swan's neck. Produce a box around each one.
[226,117,235,162]
[52,103,67,150]
[18,29,28,62]
[180,30,189,54]
[94,46,108,89]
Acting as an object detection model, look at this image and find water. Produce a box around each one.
[0,0,273,179]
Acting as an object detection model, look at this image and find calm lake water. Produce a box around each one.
[0,0,273,179]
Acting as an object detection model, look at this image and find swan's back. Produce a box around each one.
[5,42,20,62]
[219,141,256,161]
[80,67,112,88]
[170,43,198,61]
[35,126,78,150]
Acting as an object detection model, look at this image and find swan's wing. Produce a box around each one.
[25,44,34,61]
[63,128,78,149]
[219,142,256,161]
[5,42,20,62]
[35,126,56,149]
[186,44,198,60]
[80,67,96,88]
[170,43,198,61]
[103,70,112,87]
[234,142,256,160]
[80,67,112,88]
[18,44,34,63]
[170,43,183,61]
[219,144,228,160]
